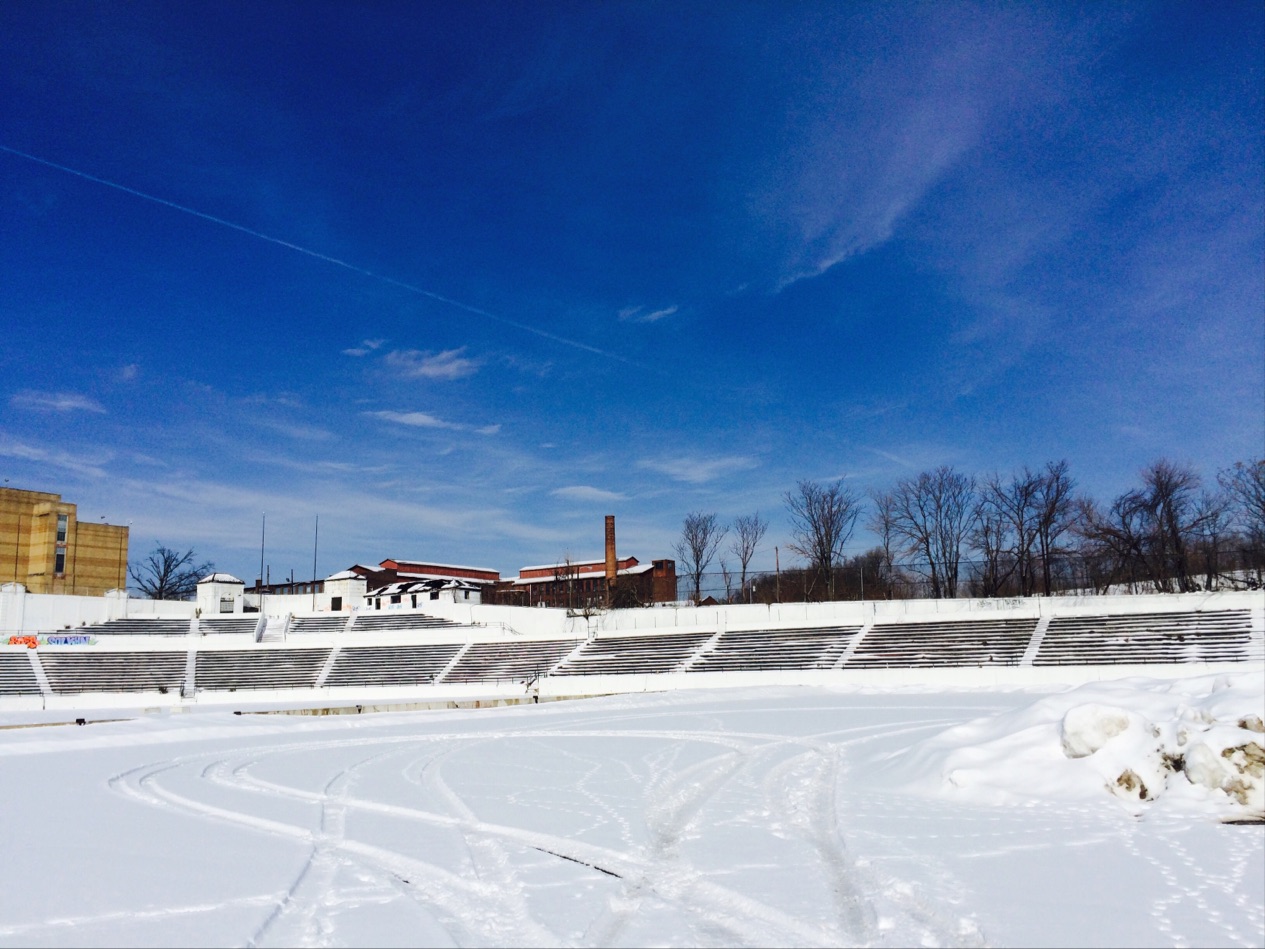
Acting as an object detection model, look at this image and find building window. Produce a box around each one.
[390,594,401,604]
[56,514,68,543]
[331,596,342,611]
[54,549,66,574]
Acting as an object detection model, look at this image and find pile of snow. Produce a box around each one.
[881,672,1265,821]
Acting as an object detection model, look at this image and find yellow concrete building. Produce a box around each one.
[0,487,129,595]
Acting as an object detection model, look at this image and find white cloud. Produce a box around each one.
[551,485,627,503]
[364,410,499,436]
[385,347,479,380]
[638,455,758,484]
[342,338,386,357]
[618,304,678,323]
[248,417,336,442]
[117,364,140,382]
[364,410,457,430]
[10,391,106,414]
[0,436,111,478]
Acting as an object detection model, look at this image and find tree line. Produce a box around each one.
[673,457,1265,604]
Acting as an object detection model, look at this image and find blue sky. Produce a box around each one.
[2,1,1262,585]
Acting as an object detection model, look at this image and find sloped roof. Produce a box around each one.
[198,573,243,585]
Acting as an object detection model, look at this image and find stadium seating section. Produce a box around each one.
[3,606,1258,698]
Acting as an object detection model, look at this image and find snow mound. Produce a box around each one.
[881,672,1265,821]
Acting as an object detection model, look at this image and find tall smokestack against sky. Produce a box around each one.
[605,515,617,588]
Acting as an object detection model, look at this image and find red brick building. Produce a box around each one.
[490,555,676,609]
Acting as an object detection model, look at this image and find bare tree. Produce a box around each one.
[866,489,900,599]
[729,512,768,603]
[129,544,213,601]
[1077,460,1208,593]
[888,466,977,598]
[1032,460,1076,596]
[1191,490,1233,590]
[553,554,579,611]
[1219,458,1265,582]
[783,479,862,600]
[673,512,727,604]
[719,559,735,604]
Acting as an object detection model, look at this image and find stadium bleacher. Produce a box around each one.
[0,653,41,695]
[197,616,262,636]
[41,651,187,694]
[689,626,861,672]
[350,611,460,632]
[554,631,713,676]
[287,615,351,635]
[845,617,1038,668]
[195,648,331,690]
[1,599,1258,704]
[77,617,194,636]
[324,644,464,687]
[441,639,580,683]
[1034,609,1257,665]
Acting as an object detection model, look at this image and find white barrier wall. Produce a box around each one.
[415,589,1263,638]
[1,584,195,634]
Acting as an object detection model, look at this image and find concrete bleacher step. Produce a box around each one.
[350,612,459,632]
[41,651,187,694]
[79,617,194,636]
[194,648,332,690]
[0,652,42,695]
[325,643,465,687]
[287,615,351,636]
[554,632,713,676]
[440,639,580,683]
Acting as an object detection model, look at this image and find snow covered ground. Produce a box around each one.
[0,672,1261,948]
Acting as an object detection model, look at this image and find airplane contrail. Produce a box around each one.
[0,143,639,366]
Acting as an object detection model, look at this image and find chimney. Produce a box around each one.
[605,515,617,588]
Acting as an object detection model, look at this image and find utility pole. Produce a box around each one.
[311,515,319,611]
[775,546,780,603]
[258,512,266,613]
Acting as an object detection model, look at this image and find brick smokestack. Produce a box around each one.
[605,515,617,589]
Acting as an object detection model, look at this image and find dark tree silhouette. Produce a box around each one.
[673,512,727,604]
[129,545,213,601]
[783,479,862,600]
[729,512,768,603]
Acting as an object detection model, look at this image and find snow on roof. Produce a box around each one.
[367,578,480,596]
[197,573,243,584]
[323,570,363,581]
[394,571,498,584]
[384,559,499,574]
[519,557,608,572]
[513,563,653,585]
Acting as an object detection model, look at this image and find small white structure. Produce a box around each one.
[197,573,245,616]
[324,570,368,612]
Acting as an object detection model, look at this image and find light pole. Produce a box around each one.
[310,515,319,611]
[258,512,266,614]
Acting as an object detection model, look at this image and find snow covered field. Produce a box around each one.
[0,673,1261,948]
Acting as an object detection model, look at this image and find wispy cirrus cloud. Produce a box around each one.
[342,338,386,357]
[618,304,678,323]
[551,485,627,503]
[10,391,106,414]
[638,455,758,484]
[385,347,479,380]
[363,410,499,436]
[0,435,112,477]
[247,417,336,441]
